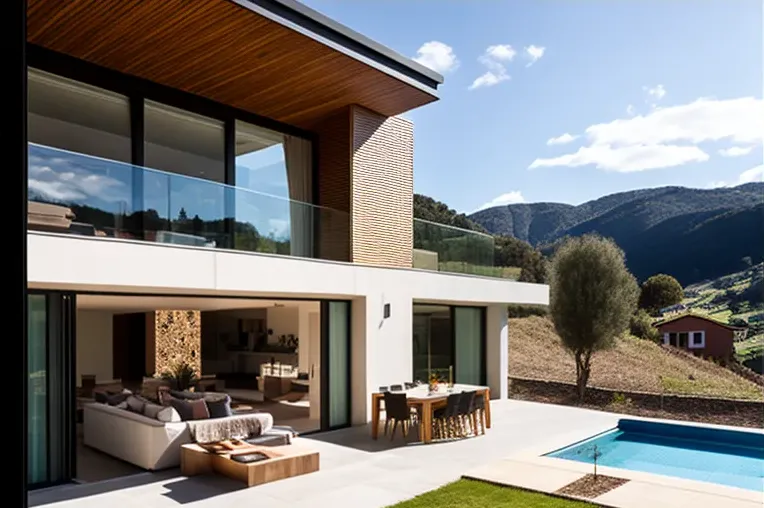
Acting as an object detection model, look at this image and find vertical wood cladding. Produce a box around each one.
[154,310,202,376]
[350,107,414,267]
[315,108,352,262]
[314,106,414,267]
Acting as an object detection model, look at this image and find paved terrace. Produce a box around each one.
[30,401,617,508]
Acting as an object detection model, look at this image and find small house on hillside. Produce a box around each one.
[653,313,747,361]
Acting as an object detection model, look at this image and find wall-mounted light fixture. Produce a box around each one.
[383,303,391,319]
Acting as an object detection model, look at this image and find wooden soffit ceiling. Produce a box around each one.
[26,0,439,129]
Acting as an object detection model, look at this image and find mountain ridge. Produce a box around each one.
[465,182,763,285]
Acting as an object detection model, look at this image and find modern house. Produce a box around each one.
[22,0,548,494]
[655,313,747,361]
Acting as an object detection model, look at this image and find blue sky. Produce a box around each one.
[303,0,763,212]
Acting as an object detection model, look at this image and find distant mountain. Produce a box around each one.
[468,183,764,285]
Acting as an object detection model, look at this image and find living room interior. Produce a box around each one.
[73,293,323,483]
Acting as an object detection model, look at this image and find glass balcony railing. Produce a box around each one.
[413,218,510,278]
[27,143,349,260]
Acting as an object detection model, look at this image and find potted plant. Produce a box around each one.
[161,360,198,391]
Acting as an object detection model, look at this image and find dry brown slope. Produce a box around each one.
[508,316,763,401]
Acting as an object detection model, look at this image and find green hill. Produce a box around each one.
[468,183,764,286]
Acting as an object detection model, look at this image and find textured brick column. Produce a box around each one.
[314,106,414,267]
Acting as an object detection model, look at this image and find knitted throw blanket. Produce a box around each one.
[187,413,274,444]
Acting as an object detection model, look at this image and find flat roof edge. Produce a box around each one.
[231,0,443,91]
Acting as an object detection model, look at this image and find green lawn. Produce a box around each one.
[388,480,595,508]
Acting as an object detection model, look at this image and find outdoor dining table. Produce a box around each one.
[370,384,492,444]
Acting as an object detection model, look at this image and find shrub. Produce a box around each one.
[630,309,660,342]
[507,304,548,318]
[638,274,684,314]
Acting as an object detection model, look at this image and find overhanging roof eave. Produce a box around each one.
[229,0,443,96]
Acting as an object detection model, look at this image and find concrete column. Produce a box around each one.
[486,304,509,400]
[350,294,413,424]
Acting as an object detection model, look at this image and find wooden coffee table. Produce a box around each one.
[180,442,319,487]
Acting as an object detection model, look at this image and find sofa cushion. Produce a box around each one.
[168,397,194,421]
[156,406,182,423]
[143,402,164,419]
[189,399,210,420]
[169,389,205,400]
[126,395,149,414]
[106,392,130,406]
[204,394,233,418]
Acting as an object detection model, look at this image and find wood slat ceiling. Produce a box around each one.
[27,0,437,129]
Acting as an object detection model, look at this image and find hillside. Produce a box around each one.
[470,183,764,285]
[681,263,764,372]
[508,316,763,400]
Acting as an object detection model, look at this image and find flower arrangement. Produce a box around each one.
[428,372,440,393]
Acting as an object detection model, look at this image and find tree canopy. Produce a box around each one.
[638,274,684,314]
[549,234,639,399]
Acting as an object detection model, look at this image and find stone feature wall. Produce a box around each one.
[153,310,201,376]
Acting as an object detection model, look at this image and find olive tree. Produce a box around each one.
[549,235,639,400]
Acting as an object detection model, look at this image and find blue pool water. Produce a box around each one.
[546,419,764,492]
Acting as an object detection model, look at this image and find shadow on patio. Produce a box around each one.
[28,469,245,507]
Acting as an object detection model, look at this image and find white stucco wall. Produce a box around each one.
[29,232,549,424]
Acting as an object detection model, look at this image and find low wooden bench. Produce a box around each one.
[180,442,319,487]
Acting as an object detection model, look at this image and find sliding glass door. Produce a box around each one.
[320,301,351,430]
[412,304,486,386]
[27,292,76,489]
[454,307,485,385]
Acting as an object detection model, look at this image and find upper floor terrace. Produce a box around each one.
[25,0,511,280]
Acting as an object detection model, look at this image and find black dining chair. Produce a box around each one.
[456,391,477,437]
[390,384,403,392]
[472,392,486,435]
[383,392,417,440]
[404,382,416,390]
[379,386,389,393]
[432,392,461,440]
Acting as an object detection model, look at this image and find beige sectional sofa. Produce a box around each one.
[83,402,274,470]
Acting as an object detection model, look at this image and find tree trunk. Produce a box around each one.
[575,350,592,401]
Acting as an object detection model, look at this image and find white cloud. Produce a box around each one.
[530,96,764,173]
[739,165,764,184]
[529,144,709,172]
[644,84,667,101]
[469,71,509,90]
[718,146,755,157]
[469,44,515,90]
[547,133,579,145]
[524,45,546,67]
[412,41,459,74]
[484,44,516,62]
[474,191,526,212]
[707,165,763,188]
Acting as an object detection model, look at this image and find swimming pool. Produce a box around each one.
[546,419,764,492]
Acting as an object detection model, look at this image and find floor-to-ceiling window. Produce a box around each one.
[27,292,75,489]
[27,295,48,486]
[234,120,313,256]
[27,69,134,237]
[412,305,453,383]
[143,101,226,245]
[321,301,350,430]
[454,307,485,385]
[412,304,486,385]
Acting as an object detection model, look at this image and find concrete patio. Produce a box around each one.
[30,400,619,508]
